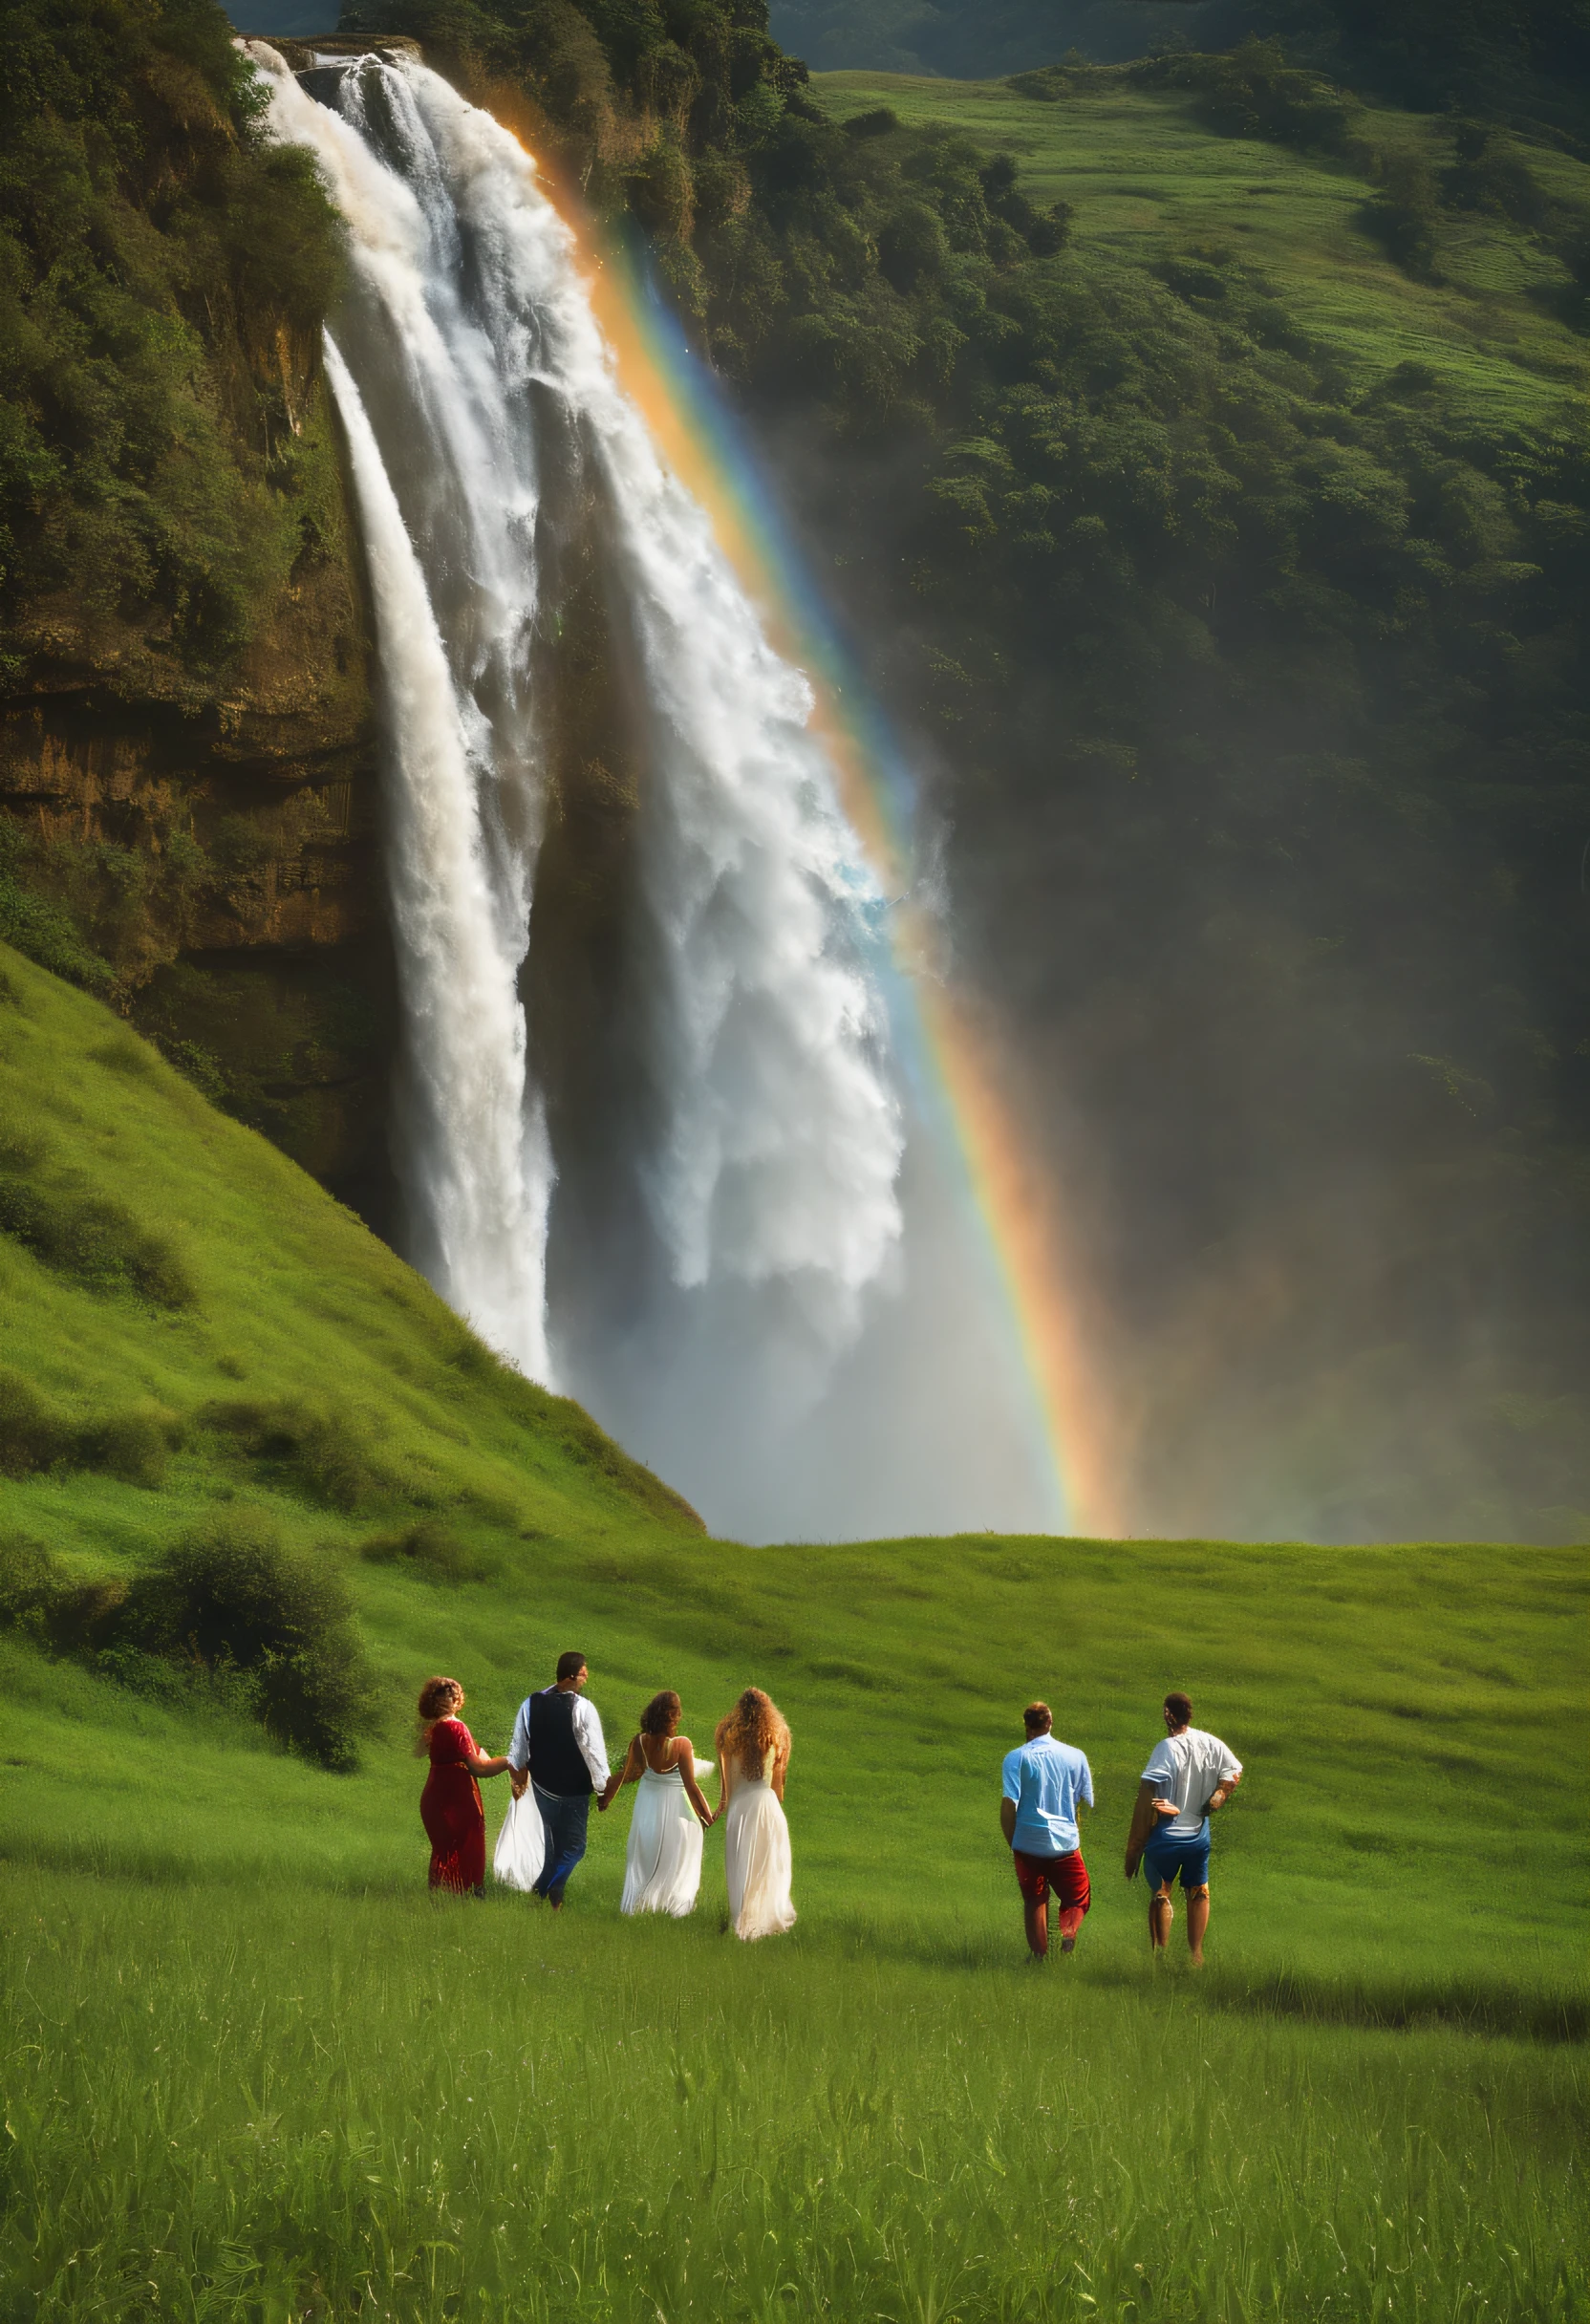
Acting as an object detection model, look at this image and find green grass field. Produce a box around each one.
[1,936,1586,2320]
[810,69,1590,426]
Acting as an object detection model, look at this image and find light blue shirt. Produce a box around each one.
[1002,1733,1094,1856]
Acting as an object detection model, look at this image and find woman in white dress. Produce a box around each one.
[715,1688,796,1942]
[612,1690,716,1918]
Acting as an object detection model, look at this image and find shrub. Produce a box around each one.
[357,1518,493,1583]
[1364,152,1442,280]
[203,1398,380,1511]
[0,845,116,997]
[119,1514,378,1769]
[0,1367,68,1477]
[0,1169,194,1307]
[0,1531,63,1637]
[0,1370,181,1486]
[1138,40,1353,153]
[74,1403,181,1488]
[843,107,900,139]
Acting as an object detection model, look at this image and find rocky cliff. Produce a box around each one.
[0,0,396,1224]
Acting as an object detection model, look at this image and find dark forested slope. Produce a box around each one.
[770,0,1590,145]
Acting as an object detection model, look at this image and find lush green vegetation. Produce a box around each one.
[0,0,348,693]
[0,935,699,1727]
[772,0,1590,140]
[0,939,1583,2315]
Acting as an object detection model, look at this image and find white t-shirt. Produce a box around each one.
[1141,1727,1242,1839]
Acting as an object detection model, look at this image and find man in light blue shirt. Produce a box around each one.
[999,1702,1094,1961]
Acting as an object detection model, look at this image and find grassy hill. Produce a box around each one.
[1,945,1585,2317]
[810,66,1590,427]
[0,934,699,1716]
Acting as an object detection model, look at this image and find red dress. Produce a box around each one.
[421,1716,485,1892]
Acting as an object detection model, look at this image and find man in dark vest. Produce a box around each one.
[506,1651,620,1907]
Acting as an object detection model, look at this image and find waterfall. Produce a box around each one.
[249,45,1059,1540]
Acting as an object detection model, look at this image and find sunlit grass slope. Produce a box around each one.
[0,938,1583,2003]
[0,936,698,1561]
[811,69,1590,424]
[1,942,1585,2319]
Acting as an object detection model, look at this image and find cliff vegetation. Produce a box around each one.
[0,0,393,1219]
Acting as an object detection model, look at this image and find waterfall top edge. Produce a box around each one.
[241,33,422,70]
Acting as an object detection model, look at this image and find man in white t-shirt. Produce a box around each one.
[1123,1691,1242,1966]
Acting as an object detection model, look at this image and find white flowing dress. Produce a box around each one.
[619,1750,712,1918]
[723,1747,796,1941]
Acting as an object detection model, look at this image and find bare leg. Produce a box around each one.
[1186,1886,1210,1966]
[1149,1883,1173,1951]
[1023,1894,1050,1958]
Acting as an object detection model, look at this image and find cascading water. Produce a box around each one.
[249,44,1061,1540]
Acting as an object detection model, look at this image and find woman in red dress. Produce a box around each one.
[417,1676,509,1894]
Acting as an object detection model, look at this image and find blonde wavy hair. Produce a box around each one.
[715,1687,790,1778]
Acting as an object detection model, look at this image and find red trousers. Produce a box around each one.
[1013,1846,1090,1935]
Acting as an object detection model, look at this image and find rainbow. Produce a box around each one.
[571,223,1127,1539]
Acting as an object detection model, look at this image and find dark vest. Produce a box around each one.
[527,1687,591,1797]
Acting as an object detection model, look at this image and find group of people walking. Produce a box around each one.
[1001,1690,1242,1964]
[417,1654,796,1942]
[419,1659,1242,1963]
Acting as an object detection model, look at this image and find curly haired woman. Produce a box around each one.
[715,1687,796,1941]
[417,1676,509,1895]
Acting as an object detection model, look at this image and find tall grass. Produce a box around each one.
[2,1871,1584,2324]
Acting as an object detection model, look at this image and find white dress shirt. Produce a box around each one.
[507,1689,611,1792]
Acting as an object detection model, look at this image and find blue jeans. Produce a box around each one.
[532,1784,591,1902]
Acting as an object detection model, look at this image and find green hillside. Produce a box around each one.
[1,943,1584,2318]
[0,933,1580,1990]
[811,66,1590,424]
[0,936,698,1593]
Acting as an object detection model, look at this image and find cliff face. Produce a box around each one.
[0,382,395,1226]
[0,0,396,1227]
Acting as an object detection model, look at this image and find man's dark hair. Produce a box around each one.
[1164,1691,1193,1727]
[556,1650,587,1682]
[1023,1701,1052,1733]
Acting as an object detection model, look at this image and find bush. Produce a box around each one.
[74,1403,181,1488]
[0,1367,68,1477]
[0,864,115,995]
[0,1531,63,1637]
[1364,152,1442,279]
[0,1514,375,1766]
[357,1518,494,1584]
[119,1514,378,1769]
[203,1398,381,1511]
[0,1165,194,1307]
[0,1368,181,1485]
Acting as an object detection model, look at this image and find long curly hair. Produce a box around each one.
[415,1674,462,1754]
[716,1687,789,1779]
[640,1689,680,1737]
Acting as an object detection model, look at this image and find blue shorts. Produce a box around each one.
[1142,1824,1211,1893]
